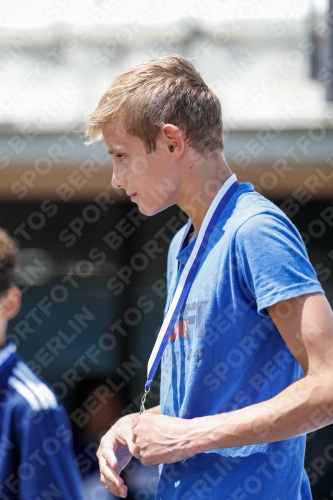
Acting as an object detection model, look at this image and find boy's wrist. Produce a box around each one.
[182,416,213,456]
[184,415,225,456]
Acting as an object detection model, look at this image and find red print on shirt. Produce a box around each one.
[169,320,189,342]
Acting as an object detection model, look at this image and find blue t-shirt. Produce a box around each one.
[0,342,84,500]
[157,182,323,500]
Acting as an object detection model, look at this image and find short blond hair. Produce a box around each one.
[86,55,223,155]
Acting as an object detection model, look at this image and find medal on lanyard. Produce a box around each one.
[140,174,239,414]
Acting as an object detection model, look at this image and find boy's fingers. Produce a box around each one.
[100,461,128,497]
[132,415,139,429]
[98,433,121,469]
[101,475,128,498]
[102,447,118,469]
[99,452,119,481]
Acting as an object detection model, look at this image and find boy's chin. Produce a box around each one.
[136,200,170,217]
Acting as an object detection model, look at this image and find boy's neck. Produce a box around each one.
[179,154,233,239]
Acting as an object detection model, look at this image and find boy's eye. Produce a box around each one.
[115,154,124,160]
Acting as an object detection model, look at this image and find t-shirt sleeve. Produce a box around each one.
[235,212,324,315]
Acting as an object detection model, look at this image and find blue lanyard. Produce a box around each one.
[140,175,239,413]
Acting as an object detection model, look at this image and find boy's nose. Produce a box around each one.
[111,166,124,189]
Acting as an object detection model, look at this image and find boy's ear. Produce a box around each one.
[0,286,21,321]
[160,124,185,159]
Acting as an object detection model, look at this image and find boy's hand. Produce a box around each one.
[132,413,195,466]
[97,414,138,498]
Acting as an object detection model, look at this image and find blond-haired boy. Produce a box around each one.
[87,55,333,500]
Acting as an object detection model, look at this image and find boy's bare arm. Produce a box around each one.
[131,293,333,465]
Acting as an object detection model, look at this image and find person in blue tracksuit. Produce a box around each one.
[0,228,84,500]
